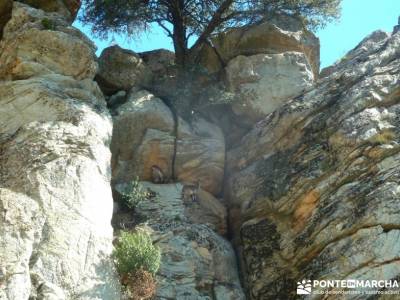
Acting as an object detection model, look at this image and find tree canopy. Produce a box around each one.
[81,0,341,67]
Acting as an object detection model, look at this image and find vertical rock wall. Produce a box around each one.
[0,3,119,299]
[226,28,400,299]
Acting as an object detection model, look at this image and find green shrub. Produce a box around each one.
[121,178,148,209]
[113,231,161,275]
[41,18,56,30]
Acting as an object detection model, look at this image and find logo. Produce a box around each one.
[296,279,400,296]
[297,279,312,295]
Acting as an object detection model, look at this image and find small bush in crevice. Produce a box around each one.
[113,231,161,275]
[114,231,161,299]
[120,178,148,209]
[41,18,56,30]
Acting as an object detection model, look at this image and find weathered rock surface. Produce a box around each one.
[19,0,81,22]
[0,3,119,299]
[111,90,225,195]
[226,28,400,299]
[96,45,152,95]
[0,2,97,81]
[139,48,175,76]
[194,15,320,77]
[114,182,244,299]
[226,51,314,124]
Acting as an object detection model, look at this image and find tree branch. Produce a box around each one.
[155,20,173,37]
[190,0,234,50]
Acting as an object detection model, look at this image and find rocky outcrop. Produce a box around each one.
[226,51,314,124]
[96,45,152,95]
[0,3,119,299]
[3,1,399,300]
[111,90,225,195]
[139,49,175,76]
[114,182,244,299]
[0,2,96,81]
[194,14,320,78]
[226,27,400,299]
[173,16,320,149]
[19,0,81,22]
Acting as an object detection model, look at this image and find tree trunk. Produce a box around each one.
[171,0,188,68]
[172,27,187,68]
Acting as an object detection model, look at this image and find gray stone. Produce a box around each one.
[193,14,320,78]
[0,2,97,81]
[96,45,152,95]
[111,90,225,195]
[226,51,314,124]
[225,27,400,299]
[114,182,245,299]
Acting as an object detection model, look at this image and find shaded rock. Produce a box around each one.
[96,45,152,95]
[111,90,225,195]
[225,29,400,299]
[193,14,320,78]
[175,117,225,195]
[115,182,227,235]
[394,16,400,34]
[0,0,12,40]
[114,182,245,299]
[111,89,175,185]
[226,52,314,124]
[0,2,97,80]
[139,48,175,76]
[185,188,228,235]
[19,0,81,22]
[107,90,127,108]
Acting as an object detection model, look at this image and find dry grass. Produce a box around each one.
[121,269,156,300]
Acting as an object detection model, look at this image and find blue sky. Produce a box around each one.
[73,0,400,69]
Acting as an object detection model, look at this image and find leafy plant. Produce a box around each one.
[81,0,341,68]
[113,231,161,275]
[121,177,148,209]
[41,18,56,30]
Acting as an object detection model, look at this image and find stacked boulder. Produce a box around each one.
[103,14,321,299]
[102,44,245,298]
[194,15,319,146]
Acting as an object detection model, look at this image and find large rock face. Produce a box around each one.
[3,1,400,300]
[194,14,320,78]
[111,90,225,195]
[114,182,245,299]
[96,45,152,95]
[0,3,119,299]
[226,51,314,124]
[226,28,400,299]
[0,2,96,81]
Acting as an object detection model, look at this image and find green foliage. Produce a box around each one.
[121,178,148,209]
[81,0,342,65]
[41,18,56,30]
[113,231,161,275]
